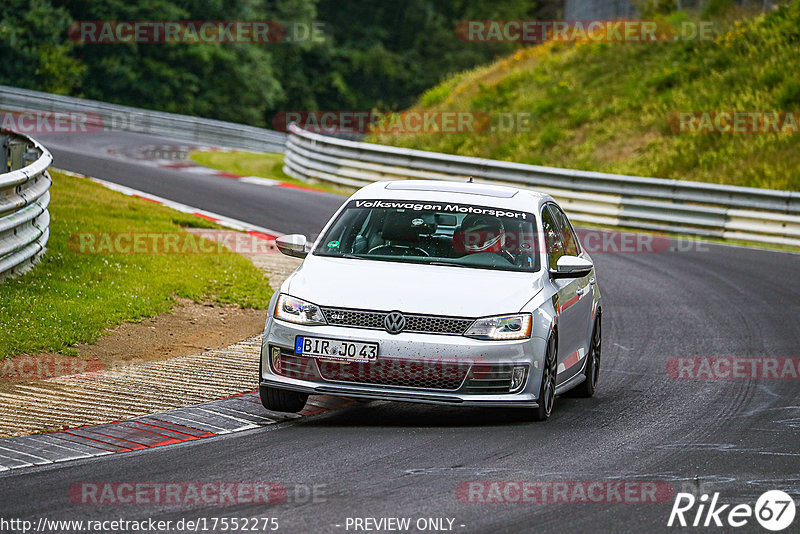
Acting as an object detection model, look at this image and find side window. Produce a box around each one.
[549,205,580,257]
[541,205,563,270]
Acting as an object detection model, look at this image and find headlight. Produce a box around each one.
[465,314,532,340]
[274,294,327,325]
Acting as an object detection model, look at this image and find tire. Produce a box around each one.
[529,334,557,422]
[566,314,601,398]
[260,385,308,413]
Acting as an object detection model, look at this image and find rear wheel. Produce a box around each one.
[259,385,308,413]
[567,314,601,398]
[530,335,557,422]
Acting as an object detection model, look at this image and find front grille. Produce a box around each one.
[462,365,514,393]
[272,353,319,380]
[405,315,473,335]
[322,308,385,329]
[321,307,473,335]
[271,348,514,394]
[316,358,470,391]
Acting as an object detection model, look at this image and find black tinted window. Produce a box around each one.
[541,205,563,270]
[549,205,580,257]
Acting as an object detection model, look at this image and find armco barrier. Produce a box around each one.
[0,85,287,154]
[284,124,800,247]
[0,131,52,280]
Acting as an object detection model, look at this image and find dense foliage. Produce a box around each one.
[371,2,800,190]
[0,0,558,126]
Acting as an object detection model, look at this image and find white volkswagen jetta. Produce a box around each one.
[259,180,601,421]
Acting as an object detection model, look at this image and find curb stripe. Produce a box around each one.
[136,421,212,439]
[0,392,352,472]
[192,212,220,222]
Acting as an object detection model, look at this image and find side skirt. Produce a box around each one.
[555,372,586,395]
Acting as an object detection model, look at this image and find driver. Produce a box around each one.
[453,214,513,261]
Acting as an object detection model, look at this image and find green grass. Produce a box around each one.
[0,171,273,358]
[369,3,800,191]
[189,151,351,195]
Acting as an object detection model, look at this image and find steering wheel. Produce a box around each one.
[368,244,430,257]
[496,250,516,264]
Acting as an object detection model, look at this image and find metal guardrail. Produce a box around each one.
[0,85,287,154]
[0,131,52,280]
[284,124,800,247]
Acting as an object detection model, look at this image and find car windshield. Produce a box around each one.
[314,199,540,272]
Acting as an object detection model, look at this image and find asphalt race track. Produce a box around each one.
[1,131,798,533]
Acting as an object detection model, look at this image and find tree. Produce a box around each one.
[2,0,552,127]
[0,0,85,94]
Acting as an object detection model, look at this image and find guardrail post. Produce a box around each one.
[23,149,39,166]
[8,138,25,171]
[1,135,8,173]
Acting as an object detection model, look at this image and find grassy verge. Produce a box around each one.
[369,3,800,191]
[0,171,273,358]
[189,151,351,195]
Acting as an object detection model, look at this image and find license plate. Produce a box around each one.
[295,336,378,362]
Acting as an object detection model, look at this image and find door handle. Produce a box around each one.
[577,278,595,296]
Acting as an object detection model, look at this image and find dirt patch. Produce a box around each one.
[78,298,266,363]
[0,298,266,395]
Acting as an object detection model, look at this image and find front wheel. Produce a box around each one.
[529,334,557,422]
[566,314,601,398]
[259,385,308,413]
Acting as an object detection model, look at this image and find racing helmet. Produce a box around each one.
[454,214,506,254]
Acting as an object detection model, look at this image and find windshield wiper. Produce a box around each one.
[336,253,367,259]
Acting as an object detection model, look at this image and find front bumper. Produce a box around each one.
[260,318,548,408]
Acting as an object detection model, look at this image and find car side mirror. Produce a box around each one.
[276,234,310,258]
[551,255,593,279]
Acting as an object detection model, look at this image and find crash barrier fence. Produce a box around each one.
[284,124,800,247]
[0,85,286,154]
[2,85,797,251]
[0,132,52,280]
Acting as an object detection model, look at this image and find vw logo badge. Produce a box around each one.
[384,311,406,335]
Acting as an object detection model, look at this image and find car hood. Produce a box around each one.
[285,256,543,317]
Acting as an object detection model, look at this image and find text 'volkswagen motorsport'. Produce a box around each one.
[260,180,601,421]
